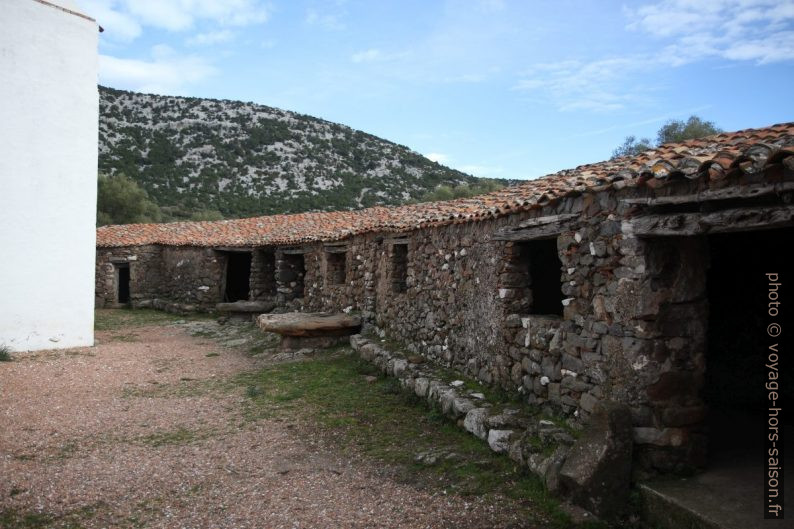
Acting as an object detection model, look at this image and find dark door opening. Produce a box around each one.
[705,227,792,462]
[117,264,130,304]
[224,252,252,302]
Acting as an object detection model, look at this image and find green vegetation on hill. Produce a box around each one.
[99,86,500,222]
[97,173,161,225]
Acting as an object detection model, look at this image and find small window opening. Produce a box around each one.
[518,239,563,316]
[392,243,408,293]
[116,263,130,304]
[224,251,252,302]
[326,251,347,285]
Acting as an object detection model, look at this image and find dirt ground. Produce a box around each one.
[0,316,560,529]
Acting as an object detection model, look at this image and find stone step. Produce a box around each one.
[639,482,722,529]
[638,459,791,529]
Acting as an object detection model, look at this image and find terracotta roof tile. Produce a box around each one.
[96,122,794,248]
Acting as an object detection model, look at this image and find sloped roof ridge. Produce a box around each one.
[96,122,794,248]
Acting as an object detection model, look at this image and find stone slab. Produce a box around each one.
[257,312,361,337]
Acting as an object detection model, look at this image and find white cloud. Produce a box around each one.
[99,45,217,94]
[722,31,794,63]
[187,29,236,46]
[77,0,141,41]
[515,0,794,113]
[351,49,382,63]
[425,153,449,163]
[77,0,270,40]
[125,0,270,30]
[123,0,192,31]
[627,0,794,64]
[513,57,651,112]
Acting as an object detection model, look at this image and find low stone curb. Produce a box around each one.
[349,334,576,493]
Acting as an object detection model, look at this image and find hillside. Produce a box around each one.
[99,86,482,219]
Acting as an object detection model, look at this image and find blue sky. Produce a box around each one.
[77,0,794,180]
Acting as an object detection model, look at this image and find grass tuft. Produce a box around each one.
[0,345,12,362]
[137,427,204,447]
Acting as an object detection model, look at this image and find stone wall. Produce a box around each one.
[301,236,378,315]
[95,245,162,308]
[95,170,793,474]
[94,190,708,474]
[158,247,225,310]
[289,183,728,474]
[96,245,225,312]
[250,249,277,301]
[350,333,634,520]
[599,235,710,473]
[275,250,307,308]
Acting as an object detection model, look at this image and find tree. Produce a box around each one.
[97,173,162,226]
[611,115,722,159]
[611,135,653,159]
[656,116,722,145]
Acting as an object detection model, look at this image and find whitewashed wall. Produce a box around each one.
[0,0,98,351]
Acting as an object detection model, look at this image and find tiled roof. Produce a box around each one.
[96,122,794,248]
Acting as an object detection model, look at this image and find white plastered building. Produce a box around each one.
[0,0,99,351]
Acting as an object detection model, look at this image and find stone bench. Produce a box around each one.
[257,312,361,350]
[216,300,276,321]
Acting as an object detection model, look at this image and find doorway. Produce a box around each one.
[705,227,792,462]
[224,251,252,302]
[641,227,793,528]
[116,263,130,305]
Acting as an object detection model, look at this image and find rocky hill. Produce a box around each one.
[99,86,480,218]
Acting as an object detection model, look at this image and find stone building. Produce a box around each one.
[97,123,793,481]
[1,0,99,351]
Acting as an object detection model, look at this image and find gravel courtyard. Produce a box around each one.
[0,311,580,529]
